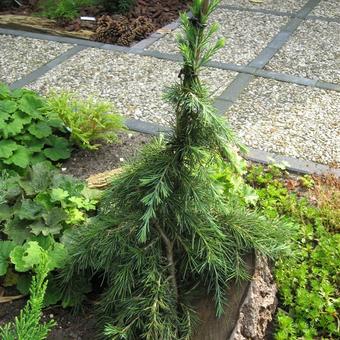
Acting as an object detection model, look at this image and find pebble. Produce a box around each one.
[219,0,306,12]
[266,20,340,84]
[0,34,73,84]
[227,78,340,166]
[29,49,237,125]
[148,9,289,65]
[310,0,340,19]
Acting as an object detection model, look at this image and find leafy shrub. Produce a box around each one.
[45,92,124,150]
[0,253,56,340]
[0,84,70,171]
[38,0,95,21]
[247,165,339,339]
[0,162,98,304]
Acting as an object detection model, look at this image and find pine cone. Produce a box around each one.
[94,15,131,44]
[117,29,136,46]
[133,16,155,40]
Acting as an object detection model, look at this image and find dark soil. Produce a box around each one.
[0,0,189,46]
[62,131,151,179]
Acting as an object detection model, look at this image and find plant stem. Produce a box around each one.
[154,221,178,301]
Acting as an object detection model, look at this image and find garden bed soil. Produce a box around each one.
[0,0,189,45]
[62,132,151,179]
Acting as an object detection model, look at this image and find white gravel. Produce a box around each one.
[266,20,340,84]
[29,48,237,125]
[226,78,340,166]
[219,0,306,13]
[0,34,73,84]
[309,0,340,19]
[148,9,289,65]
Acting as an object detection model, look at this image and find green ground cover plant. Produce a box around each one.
[38,0,136,21]
[38,0,95,21]
[0,162,99,305]
[0,84,70,171]
[98,0,136,13]
[59,1,291,338]
[45,92,124,150]
[0,253,56,340]
[246,165,339,339]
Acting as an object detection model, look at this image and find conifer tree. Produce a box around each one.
[60,1,289,338]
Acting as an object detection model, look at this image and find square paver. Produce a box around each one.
[266,20,340,84]
[309,0,340,19]
[0,34,73,84]
[219,0,306,13]
[148,9,289,66]
[29,48,237,126]
[225,77,340,166]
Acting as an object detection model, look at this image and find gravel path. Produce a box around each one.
[227,78,340,166]
[266,20,340,84]
[29,49,237,125]
[219,0,306,12]
[310,0,340,19]
[148,9,289,65]
[0,34,73,84]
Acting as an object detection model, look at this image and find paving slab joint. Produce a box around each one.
[9,45,87,89]
[124,118,339,177]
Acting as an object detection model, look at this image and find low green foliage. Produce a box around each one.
[45,92,124,150]
[0,84,70,171]
[246,164,339,339]
[98,0,136,13]
[0,162,99,304]
[0,253,56,340]
[38,0,136,20]
[38,0,95,21]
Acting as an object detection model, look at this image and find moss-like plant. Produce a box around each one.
[60,1,290,338]
[246,165,340,339]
